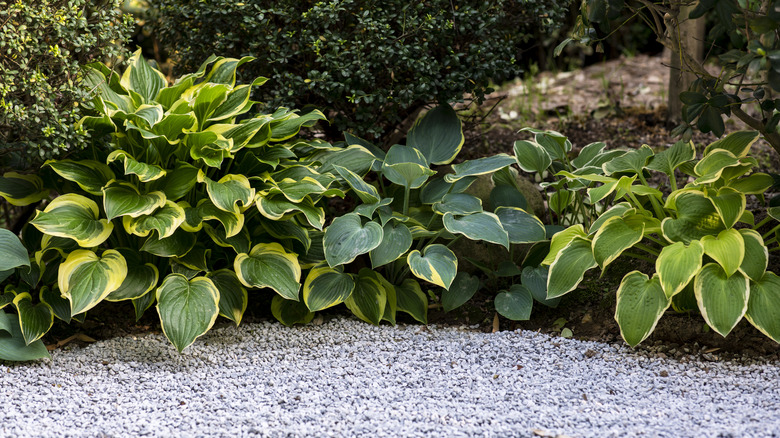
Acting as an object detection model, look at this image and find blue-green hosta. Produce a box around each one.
[0,51,364,354]
[542,131,780,346]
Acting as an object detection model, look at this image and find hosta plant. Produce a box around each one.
[0,51,371,354]
[541,130,780,346]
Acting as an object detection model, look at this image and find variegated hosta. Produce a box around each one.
[0,51,363,353]
[543,131,780,346]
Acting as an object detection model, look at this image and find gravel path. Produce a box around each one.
[1,317,778,437]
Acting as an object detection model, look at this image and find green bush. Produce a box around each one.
[0,0,133,168]
[148,0,570,141]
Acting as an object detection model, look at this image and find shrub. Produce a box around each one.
[0,0,133,168]
[148,0,570,141]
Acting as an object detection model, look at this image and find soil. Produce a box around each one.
[41,53,780,361]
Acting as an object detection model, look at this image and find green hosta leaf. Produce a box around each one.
[513,140,552,173]
[256,195,325,230]
[59,249,127,316]
[12,293,53,345]
[121,49,167,103]
[261,219,310,252]
[541,224,587,266]
[209,77,268,122]
[192,83,231,127]
[693,149,741,184]
[490,185,527,211]
[745,272,780,342]
[39,286,74,323]
[187,131,232,168]
[432,193,483,216]
[156,274,219,352]
[419,177,476,204]
[571,142,607,169]
[407,244,457,290]
[521,128,570,161]
[442,272,480,312]
[547,236,596,299]
[31,194,114,247]
[354,198,394,220]
[345,269,387,325]
[591,216,644,269]
[303,265,355,311]
[174,246,210,272]
[208,118,272,151]
[494,207,546,244]
[0,228,29,271]
[152,112,197,142]
[704,187,745,229]
[235,243,301,301]
[646,140,696,178]
[444,154,516,183]
[207,269,248,326]
[701,229,744,277]
[726,172,773,195]
[396,278,427,324]
[141,229,197,257]
[369,222,412,268]
[603,145,654,176]
[271,294,314,326]
[588,202,632,234]
[703,130,759,158]
[0,310,50,361]
[43,160,115,196]
[522,265,560,307]
[333,165,380,204]
[269,109,327,141]
[122,201,186,239]
[381,145,436,189]
[407,104,464,165]
[739,229,768,282]
[197,199,244,238]
[443,212,509,249]
[106,150,166,182]
[103,181,166,220]
[105,261,158,302]
[661,190,725,244]
[315,145,377,177]
[549,188,573,215]
[615,272,670,347]
[495,285,534,321]
[197,171,255,212]
[656,240,703,299]
[266,177,341,204]
[695,264,749,337]
[0,172,49,206]
[323,213,383,267]
[153,161,199,201]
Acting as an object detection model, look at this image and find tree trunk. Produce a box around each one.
[667,2,705,126]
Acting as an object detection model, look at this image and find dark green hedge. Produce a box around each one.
[0,0,133,168]
[149,0,570,140]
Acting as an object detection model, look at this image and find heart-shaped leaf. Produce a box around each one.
[407,244,457,290]
[156,274,219,352]
[323,213,383,267]
[739,229,768,282]
[197,171,255,212]
[432,193,483,216]
[693,149,741,183]
[0,309,50,361]
[442,272,480,312]
[31,194,114,248]
[345,269,387,325]
[491,207,546,244]
[419,177,476,204]
[703,130,759,158]
[207,269,248,326]
[701,229,744,277]
[381,145,436,189]
[444,154,516,182]
[271,294,314,327]
[105,256,159,302]
[513,140,552,173]
[234,242,301,301]
[571,141,607,168]
[59,249,127,316]
[704,187,745,229]
[495,284,534,321]
[122,200,186,239]
[522,128,570,160]
[443,212,509,249]
[603,145,654,175]
[303,265,355,311]
[407,104,464,165]
[656,240,703,298]
[141,228,197,257]
[103,181,166,220]
[40,286,75,323]
[615,272,670,347]
[369,222,412,269]
[13,293,53,345]
[547,236,596,299]
[591,216,644,269]
[256,195,325,230]
[44,160,115,196]
[661,190,725,244]
[152,161,199,201]
[522,265,560,307]
[541,224,587,266]
[745,272,780,342]
[396,278,427,324]
[0,172,49,206]
[107,150,167,182]
[646,140,695,178]
[695,263,749,337]
[490,185,528,211]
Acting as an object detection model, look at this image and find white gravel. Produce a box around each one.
[1,317,778,438]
